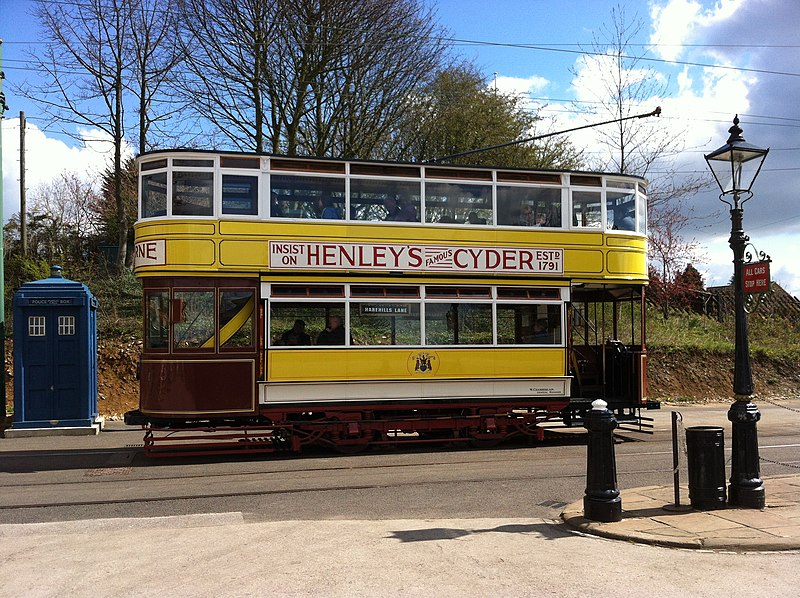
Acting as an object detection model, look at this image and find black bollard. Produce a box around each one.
[583,399,622,522]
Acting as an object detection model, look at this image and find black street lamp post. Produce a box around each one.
[704,115,769,509]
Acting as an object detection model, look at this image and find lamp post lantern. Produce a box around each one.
[704,115,768,509]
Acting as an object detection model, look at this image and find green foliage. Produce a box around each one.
[90,270,142,338]
[393,64,584,169]
[646,303,800,357]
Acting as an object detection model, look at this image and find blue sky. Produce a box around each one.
[2,0,799,295]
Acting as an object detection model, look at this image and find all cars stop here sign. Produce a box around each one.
[743,260,770,294]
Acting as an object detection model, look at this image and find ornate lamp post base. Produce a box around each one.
[728,399,765,509]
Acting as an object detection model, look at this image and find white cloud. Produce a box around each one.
[492,74,549,97]
[649,0,746,61]
[2,118,131,220]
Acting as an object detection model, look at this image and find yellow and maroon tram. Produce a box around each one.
[125,150,657,455]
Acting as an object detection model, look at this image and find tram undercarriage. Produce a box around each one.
[128,398,570,457]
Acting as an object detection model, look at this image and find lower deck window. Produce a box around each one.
[268,285,564,348]
[270,303,346,346]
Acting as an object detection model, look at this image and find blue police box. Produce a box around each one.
[11,266,100,432]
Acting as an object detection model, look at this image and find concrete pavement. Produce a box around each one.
[2,419,800,596]
[562,474,800,551]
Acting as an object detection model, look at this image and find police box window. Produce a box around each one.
[58,315,76,336]
[222,175,258,215]
[29,315,46,336]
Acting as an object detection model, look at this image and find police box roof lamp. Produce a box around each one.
[50,265,63,278]
[704,115,769,205]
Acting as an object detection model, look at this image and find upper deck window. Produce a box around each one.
[571,190,602,228]
[606,190,636,231]
[142,172,167,218]
[350,178,420,222]
[173,171,214,216]
[497,186,562,228]
[222,174,258,215]
[425,182,492,225]
[271,174,345,220]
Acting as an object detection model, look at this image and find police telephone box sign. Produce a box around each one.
[269,241,563,274]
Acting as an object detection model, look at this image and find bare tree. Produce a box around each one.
[127,0,185,154]
[21,173,100,264]
[648,201,704,317]
[573,4,708,207]
[21,0,132,269]
[175,0,278,152]
[175,0,448,158]
[574,4,712,307]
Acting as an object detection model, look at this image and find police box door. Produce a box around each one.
[23,308,82,422]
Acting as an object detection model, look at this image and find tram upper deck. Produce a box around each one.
[134,150,648,283]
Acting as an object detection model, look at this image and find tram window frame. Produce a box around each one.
[141,171,167,218]
[497,185,563,228]
[424,301,493,346]
[496,303,562,345]
[270,173,345,221]
[219,289,256,350]
[606,190,636,232]
[350,177,421,223]
[172,289,216,351]
[268,301,347,347]
[350,301,421,346]
[172,170,214,217]
[145,290,170,350]
[570,190,602,229]
[424,181,493,225]
[636,189,648,234]
[221,173,259,216]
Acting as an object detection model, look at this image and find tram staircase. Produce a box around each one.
[568,306,653,434]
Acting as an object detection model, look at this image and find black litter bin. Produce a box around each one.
[686,426,726,510]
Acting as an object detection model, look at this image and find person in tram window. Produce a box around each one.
[317,315,346,345]
[522,319,551,344]
[319,195,341,219]
[279,319,311,346]
[270,192,283,218]
[465,211,486,225]
[384,197,418,222]
[532,318,552,343]
[519,204,534,226]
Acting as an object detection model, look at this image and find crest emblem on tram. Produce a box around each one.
[410,351,438,375]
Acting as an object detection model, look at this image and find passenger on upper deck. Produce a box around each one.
[519,205,534,226]
[383,197,418,222]
[316,315,346,345]
[465,211,487,225]
[319,195,341,219]
[270,193,283,217]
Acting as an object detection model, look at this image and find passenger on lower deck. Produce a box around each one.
[317,315,346,345]
[278,319,311,346]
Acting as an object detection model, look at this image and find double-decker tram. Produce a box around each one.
[125,150,659,456]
